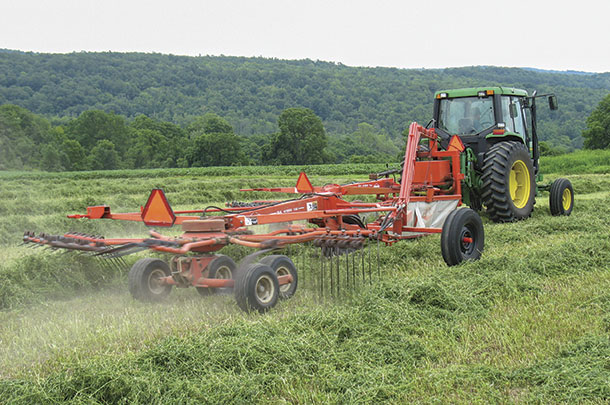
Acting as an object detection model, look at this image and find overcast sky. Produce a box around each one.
[2,0,609,73]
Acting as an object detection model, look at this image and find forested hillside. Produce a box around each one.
[1,50,608,150]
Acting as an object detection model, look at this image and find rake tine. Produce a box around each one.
[361,242,365,286]
[110,257,121,270]
[98,257,111,272]
[300,244,305,291]
[377,237,380,280]
[318,247,326,300]
[345,248,350,294]
[106,257,117,271]
[113,259,124,272]
[336,247,340,298]
[103,257,117,272]
[115,257,126,270]
[329,246,334,298]
[318,246,322,300]
[113,257,124,271]
[352,249,356,290]
[368,237,371,284]
[107,259,119,273]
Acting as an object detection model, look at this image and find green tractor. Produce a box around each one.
[432,87,574,222]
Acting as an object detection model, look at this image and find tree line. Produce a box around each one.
[1,50,608,153]
[0,104,403,171]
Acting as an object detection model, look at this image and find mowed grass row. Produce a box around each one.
[0,163,609,402]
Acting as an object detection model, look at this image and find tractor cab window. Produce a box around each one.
[438,96,494,135]
[501,96,526,135]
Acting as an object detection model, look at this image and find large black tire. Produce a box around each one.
[197,255,237,296]
[549,178,574,216]
[234,263,279,313]
[441,208,484,266]
[128,258,172,302]
[481,141,535,222]
[260,255,298,299]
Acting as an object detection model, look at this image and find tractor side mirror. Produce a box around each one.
[548,95,558,110]
[509,103,518,118]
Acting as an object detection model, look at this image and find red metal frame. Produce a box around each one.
[24,122,465,290]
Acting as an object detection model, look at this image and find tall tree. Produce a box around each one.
[66,110,131,153]
[128,115,187,168]
[88,140,119,170]
[0,104,51,170]
[126,129,172,169]
[582,93,610,149]
[264,108,328,165]
[60,138,88,171]
[186,113,233,136]
[187,132,247,167]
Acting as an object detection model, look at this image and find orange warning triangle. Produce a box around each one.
[141,189,176,227]
[448,135,465,152]
[295,172,314,193]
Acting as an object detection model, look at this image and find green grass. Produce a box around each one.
[540,149,610,175]
[0,153,609,403]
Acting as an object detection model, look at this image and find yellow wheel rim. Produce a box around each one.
[562,188,571,211]
[509,160,531,209]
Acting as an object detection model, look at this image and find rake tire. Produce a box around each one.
[260,255,298,299]
[441,208,484,266]
[128,258,172,302]
[549,178,574,216]
[197,255,236,296]
[481,141,535,222]
[235,263,279,313]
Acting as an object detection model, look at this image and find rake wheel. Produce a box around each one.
[235,263,279,313]
[197,255,236,296]
[128,258,172,302]
[441,208,484,266]
[260,255,298,299]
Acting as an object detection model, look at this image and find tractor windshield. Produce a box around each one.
[438,96,494,135]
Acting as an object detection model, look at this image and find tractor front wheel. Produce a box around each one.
[128,258,172,302]
[549,178,574,216]
[441,208,484,266]
[481,141,535,222]
[235,263,279,313]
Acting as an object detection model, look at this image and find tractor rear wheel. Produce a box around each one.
[197,255,236,296]
[235,263,279,313]
[260,255,298,299]
[441,208,484,266]
[128,258,172,302]
[549,178,574,216]
[481,141,535,222]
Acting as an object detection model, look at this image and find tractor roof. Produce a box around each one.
[434,87,529,98]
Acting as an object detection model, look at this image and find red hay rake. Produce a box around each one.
[23,123,484,313]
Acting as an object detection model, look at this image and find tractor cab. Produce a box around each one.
[434,87,530,145]
[433,87,557,174]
